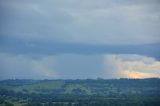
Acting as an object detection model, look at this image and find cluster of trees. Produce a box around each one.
[1,94,160,106]
[1,90,160,106]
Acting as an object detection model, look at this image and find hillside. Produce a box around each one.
[0,78,160,106]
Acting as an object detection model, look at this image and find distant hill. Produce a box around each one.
[0,78,160,95]
[0,78,160,106]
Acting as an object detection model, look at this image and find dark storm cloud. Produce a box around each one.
[1,37,160,60]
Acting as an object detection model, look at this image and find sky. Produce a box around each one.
[0,0,160,80]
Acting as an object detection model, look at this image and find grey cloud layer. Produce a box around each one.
[1,0,160,44]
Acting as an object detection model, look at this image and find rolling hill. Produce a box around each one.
[0,78,160,106]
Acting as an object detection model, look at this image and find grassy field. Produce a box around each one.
[13,80,64,93]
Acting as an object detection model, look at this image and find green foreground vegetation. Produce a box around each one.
[0,78,160,106]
